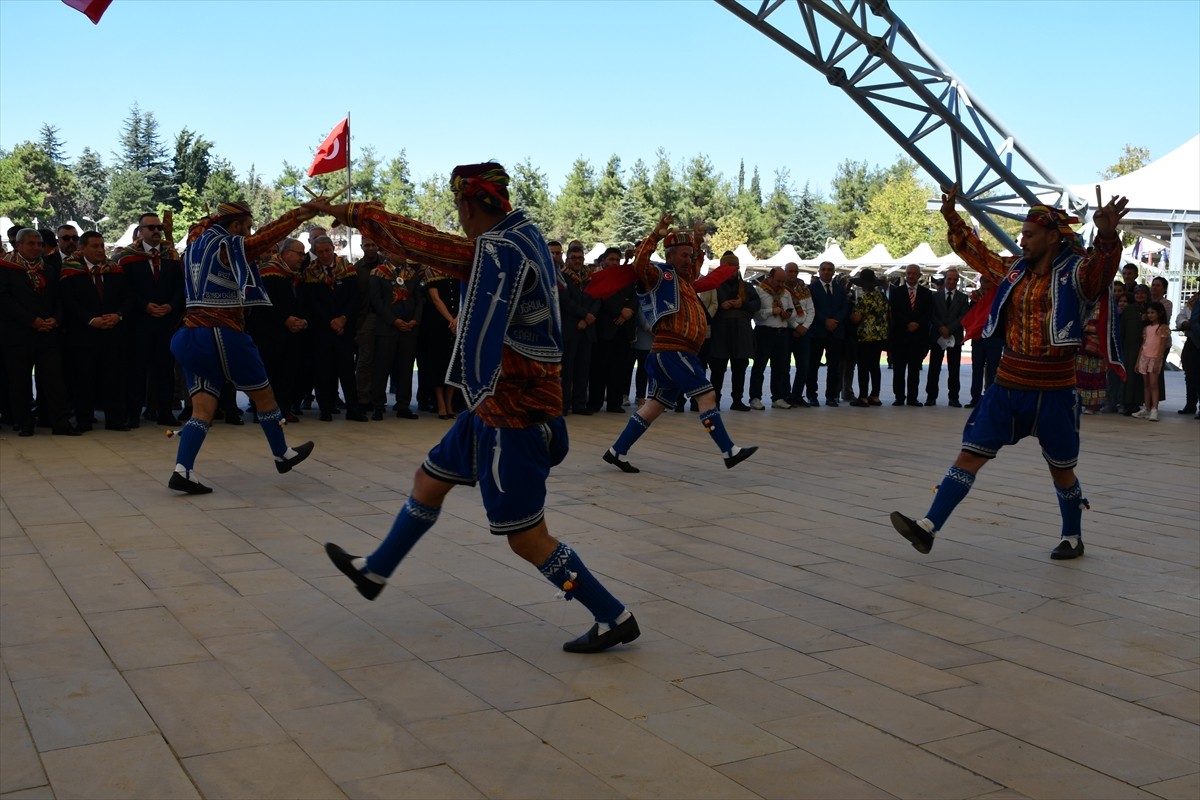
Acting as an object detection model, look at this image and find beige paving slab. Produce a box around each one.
[0,666,46,795]
[637,703,793,766]
[339,765,485,800]
[339,660,491,725]
[0,785,56,799]
[203,629,361,713]
[924,729,1155,800]
[274,700,441,783]
[510,701,757,799]
[124,660,288,757]
[431,650,581,711]
[84,606,211,671]
[153,582,277,640]
[12,669,157,752]
[0,635,113,682]
[182,741,347,800]
[40,733,199,799]
[813,643,976,695]
[716,748,895,799]
[1141,772,1200,800]
[676,669,825,724]
[554,660,706,719]
[763,707,1001,798]
[408,708,623,799]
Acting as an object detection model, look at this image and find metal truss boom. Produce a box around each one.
[716,0,1089,251]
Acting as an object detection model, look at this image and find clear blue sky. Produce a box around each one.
[1,0,1197,198]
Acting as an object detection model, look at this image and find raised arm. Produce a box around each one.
[310,201,474,282]
[244,205,318,262]
[940,185,1011,284]
[1078,193,1129,300]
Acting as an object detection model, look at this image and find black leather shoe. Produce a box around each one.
[605,406,625,413]
[949,400,962,408]
[319,412,333,422]
[325,542,383,600]
[225,414,245,426]
[562,614,640,653]
[825,399,839,407]
[890,511,934,554]
[924,399,937,406]
[276,441,315,474]
[346,410,370,422]
[371,409,384,421]
[729,401,751,412]
[964,400,978,409]
[602,449,639,473]
[1050,538,1084,560]
[892,400,905,406]
[52,425,81,436]
[396,409,418,419]
[906,401,923,407]
[1178,407,1197,415]
[572,407,593,416]
[104,423,131,432]
[168,472,213,494]
[126,416,142,429]
[18,425,34,437]
[850,399,869,407]
[791,397,811,408]
[724,445,758,469]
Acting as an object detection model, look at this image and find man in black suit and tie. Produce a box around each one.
[115,213,186,426]
[889,264,933,406]
[806,260,849,406]
[0,228,78,436]
[925,267,970,406]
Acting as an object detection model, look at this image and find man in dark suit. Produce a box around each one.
[303,235,362,421]
[889,263,933,406]
[589,248,637,414]
[0,228,78,436]
[115,213,185,426]
[59,231,134,431]
[806,260,849,406]
[558,241,598,415]
[925,267,970,406]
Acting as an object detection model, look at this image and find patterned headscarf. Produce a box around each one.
[212,201,253,226]
[450,163,512,214]
[1026,205,1085,255]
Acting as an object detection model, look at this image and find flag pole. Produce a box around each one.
[346,111,353,259]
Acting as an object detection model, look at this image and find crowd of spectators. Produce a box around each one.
[2,218,1196,439]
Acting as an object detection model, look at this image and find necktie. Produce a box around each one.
[151,247,160,282]
[909,287,916,310]
[824,283,831,296]
[92,266,104,300]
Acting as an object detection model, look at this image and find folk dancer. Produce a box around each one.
[891,187,1127,560]
[167,201,319,494]
[312,163,640,653]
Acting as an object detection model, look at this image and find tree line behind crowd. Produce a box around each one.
[2,105,1147,259]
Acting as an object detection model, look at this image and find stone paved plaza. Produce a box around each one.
[2,372,1197,799]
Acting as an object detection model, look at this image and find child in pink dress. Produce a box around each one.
[1134,301,1171,421]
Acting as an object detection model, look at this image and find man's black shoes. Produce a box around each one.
[724,446,758,469]
[563,614,640,653]
[891,511,934,554]
[1050,538,1084,560]
[276,441,315,474]
[168,472,213,495]
[603,449,640,473]
[325,542,384,600]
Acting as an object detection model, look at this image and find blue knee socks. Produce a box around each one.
[366,497,441,578]
[257,407,289,458]
[699,408,734,454]
[925,465,975,531]
[538,542,624,625]
[175,418,210,474]
[1056,480,1087,538]
[612,412,650,455]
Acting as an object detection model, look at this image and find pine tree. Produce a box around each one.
[171,129,214,199]
[612,191,651,250]
[781,182,829,258]
[594,154,625,243]
[73,147,109,226]
[380,150,416,217]
[510,157,552,232]
[649,148,680,220]
[100,169,153,239]
[38,124,67,164]
[115,104,172,208]
[413,173,459,233]
[553,157,597,243]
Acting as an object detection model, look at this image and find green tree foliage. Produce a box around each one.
[594,155,626,243]
[201,158,242,209]
[73,147,109,226]
[612,191,652,250]
[241,165,275,226]
[115,104,172,208]
[510,157,552,233]
[847,163,939,258]
[39,124,67,164]
[100,169,153,239]
[627,158,653,211]
[780,182,829,258]
[380,150,416,217]
[1100,144,1150,180]
[709,213,749,259]
[0,142,77,227]
[413,173,459,233]
[680,154,728,226]
[828,159,880,243]
[649,148,680,220]
[271,162,307,217]
[171,129,214,201]
[350,145,381,200]
[553,157,597,243]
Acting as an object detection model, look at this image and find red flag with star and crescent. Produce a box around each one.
[308,118,349,177]
[62,0,112,24]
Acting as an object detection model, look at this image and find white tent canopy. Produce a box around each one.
[848,243,896,267]
[764,243,804,267]
[112,223,139,249]
[731,243,759,267]
[585,243,607,263]
[894,242,940,266]
[808,241,848,267]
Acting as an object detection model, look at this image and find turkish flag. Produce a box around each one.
[62,0,112,24]
[308,118,349,177]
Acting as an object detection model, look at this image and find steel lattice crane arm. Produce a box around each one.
[717,0,1089,250]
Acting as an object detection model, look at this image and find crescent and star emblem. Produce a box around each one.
[322,138,341,161]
